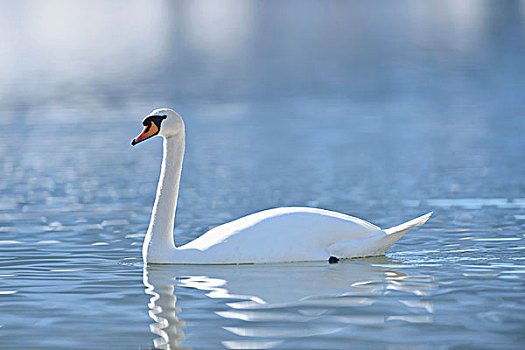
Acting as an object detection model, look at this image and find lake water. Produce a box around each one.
[1,1,524,349]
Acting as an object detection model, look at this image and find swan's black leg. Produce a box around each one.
[328,256,339,264]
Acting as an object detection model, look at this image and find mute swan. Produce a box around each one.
[132,108,432,264]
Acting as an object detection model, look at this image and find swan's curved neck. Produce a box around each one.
[143,132,185,261]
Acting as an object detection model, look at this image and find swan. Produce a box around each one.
[132,108,432,264]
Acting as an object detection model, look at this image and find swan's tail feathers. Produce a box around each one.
[327,212,432,259]
[383,212,433,236]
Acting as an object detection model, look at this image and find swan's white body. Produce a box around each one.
[134,109,432,264]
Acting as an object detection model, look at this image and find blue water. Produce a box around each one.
[1,1,525,349]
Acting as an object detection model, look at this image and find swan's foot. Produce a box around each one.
[328,256,339,264]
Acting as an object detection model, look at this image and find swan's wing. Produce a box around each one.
[180,207,381,252]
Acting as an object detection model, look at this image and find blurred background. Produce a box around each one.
[2,0,524,208]
[1,1,525,349]
[2,0,525,108]
[2,0,525,106]
[2,0,524,224]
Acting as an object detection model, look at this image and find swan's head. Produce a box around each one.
[131,108,184,146]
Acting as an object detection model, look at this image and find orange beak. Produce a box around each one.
[131,122,159,146]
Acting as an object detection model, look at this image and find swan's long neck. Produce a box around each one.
[143,132,185,261]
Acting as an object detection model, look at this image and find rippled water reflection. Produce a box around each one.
[145,256,524,350]
[1,0,525,349]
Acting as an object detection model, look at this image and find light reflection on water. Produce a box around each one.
[144,259,437,349]
[144,257,524,350]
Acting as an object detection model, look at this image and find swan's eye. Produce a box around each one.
[143,115,167,128]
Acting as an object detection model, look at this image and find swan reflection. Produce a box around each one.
[143,258,436,349]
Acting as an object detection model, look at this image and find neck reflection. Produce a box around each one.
[143,266,188,350]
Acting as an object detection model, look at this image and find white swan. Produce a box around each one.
[132,108,432,264]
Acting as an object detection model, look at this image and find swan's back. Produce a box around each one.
[180,207,383,263]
